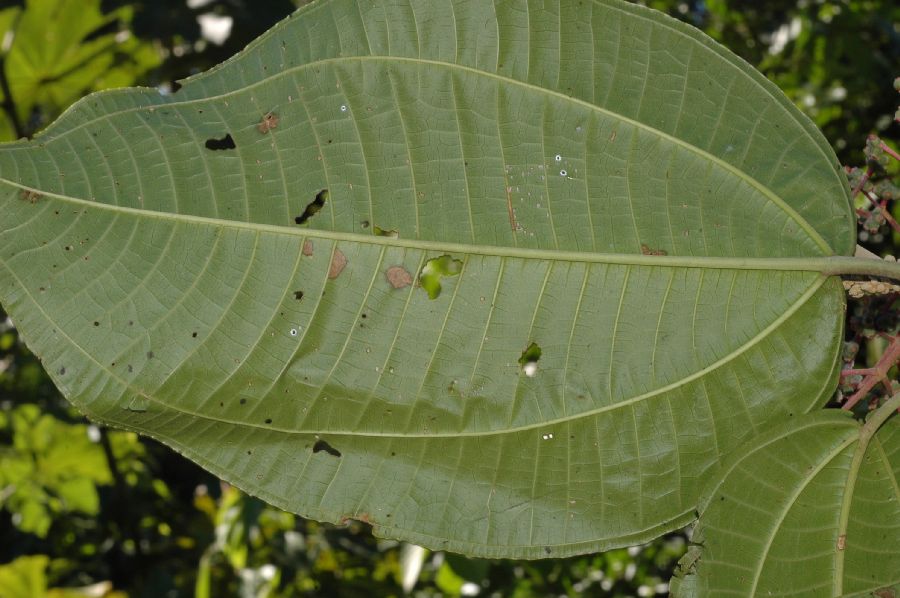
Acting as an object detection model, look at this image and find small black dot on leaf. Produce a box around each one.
[265,418,272,424]
[293,291,304,300]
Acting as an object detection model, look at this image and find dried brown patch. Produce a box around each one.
[257,111,279,134]
[506,186,517,231]
[20,189,42,204]
[328,249,347,279]
[386,266,412,289]
[339,513,372,526]
[640,244,667,256]
[302,240,314,256]
[837,534,846,550]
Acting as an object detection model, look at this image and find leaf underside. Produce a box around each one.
[0,0,853,557]
[671,411,900,597]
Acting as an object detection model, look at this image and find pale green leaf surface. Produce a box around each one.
[0,0,852,557]
[671,410,900,597]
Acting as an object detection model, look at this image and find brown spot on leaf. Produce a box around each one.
[386,266,412,289]
[328,249,347,279]
[257,111,279,134]
[20,189,42,204]
[837,534,846,550]
[339,513,372,525]
[302,240,314,256]
[506,186,516,231]
[640,244,668,256]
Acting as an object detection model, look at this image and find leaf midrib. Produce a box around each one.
[0,180,840,272]
[8,55,834,254]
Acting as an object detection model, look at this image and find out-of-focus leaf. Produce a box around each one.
[0,554,122,598]
[0,0,160,139]
[0,405,114,535]
[0,555,49,598]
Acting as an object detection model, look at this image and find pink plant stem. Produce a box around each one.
[842,336,900,410]
[851,167,873,199]
[880,202,900,234]
[841,368,876,377]
[880,141,900,163]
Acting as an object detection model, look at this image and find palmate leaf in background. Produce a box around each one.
[0,0,160,140]
[670,397,900,597]
[0,0,857,558]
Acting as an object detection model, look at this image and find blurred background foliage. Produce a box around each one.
[0,0,897,596]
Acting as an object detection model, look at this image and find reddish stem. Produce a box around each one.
[842,368,876,377]
[880,201,900,234]
[880,141,900,163]
[851,167,873,199]
[842,336,900,410]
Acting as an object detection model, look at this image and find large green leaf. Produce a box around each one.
[671,406,900,597]
[0,0,854,557]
